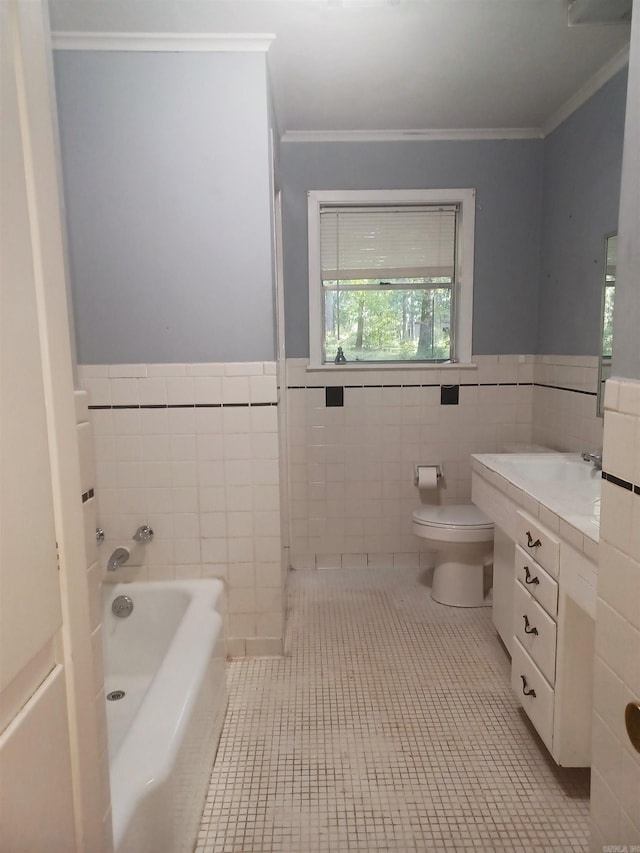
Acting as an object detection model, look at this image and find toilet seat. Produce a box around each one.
[412,505,494,544]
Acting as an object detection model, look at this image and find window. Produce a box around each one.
[308,189,475,367]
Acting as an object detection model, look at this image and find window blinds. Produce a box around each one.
[320,206,457,282]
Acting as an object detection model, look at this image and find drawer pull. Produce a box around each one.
[521,675,536,697]
[524,566,539,585]
[523,614,538,635]
[526,530,542,549]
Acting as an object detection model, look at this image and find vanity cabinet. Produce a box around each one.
[471,457,598,768]
[510,511,595,767]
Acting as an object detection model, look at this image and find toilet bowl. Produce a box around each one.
[412,505,494,607]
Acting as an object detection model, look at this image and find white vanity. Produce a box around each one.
[471,453,600,767]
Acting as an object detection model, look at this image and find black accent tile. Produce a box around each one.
[440,384,459,406]
[534,382,598,397]
[602,471,633,491]
[326,386,344,407]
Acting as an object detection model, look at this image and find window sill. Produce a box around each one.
[305,362,478,373]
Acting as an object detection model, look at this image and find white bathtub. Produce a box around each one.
[102,579,227,853]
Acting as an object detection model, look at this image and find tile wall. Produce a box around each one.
[285,355,535,569]
[75,389,113,851]
[285,354,604,570]
[590,377,640,848]
[80,354,602,654]
[532,355,603,452]
[79,363,284,657]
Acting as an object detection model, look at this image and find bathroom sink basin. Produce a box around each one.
[500,455,601,483]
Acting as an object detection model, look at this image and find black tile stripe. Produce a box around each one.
[88,379,593,407]
[285,380,590,395]
[602,471,634,491]
[88,401,277,411]
[534,382,598,397]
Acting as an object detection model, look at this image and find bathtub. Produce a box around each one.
[102,579,227,853]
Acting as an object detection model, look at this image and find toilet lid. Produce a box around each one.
[412,505,493,530]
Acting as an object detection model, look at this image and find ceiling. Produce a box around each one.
[49,0,632,138]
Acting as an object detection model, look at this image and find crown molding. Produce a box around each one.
[540,43,630,136]
[51,32,275,52]
[281,127,543,143]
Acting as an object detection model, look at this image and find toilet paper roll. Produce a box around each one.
[416,466,439,490]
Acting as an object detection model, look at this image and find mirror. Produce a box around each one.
[597,233,617,416]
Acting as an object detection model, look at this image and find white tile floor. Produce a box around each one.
[196,567,590,852]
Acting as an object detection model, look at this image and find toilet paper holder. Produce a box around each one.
[414,464,443,487]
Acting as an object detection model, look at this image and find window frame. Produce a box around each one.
[307,188,476,369]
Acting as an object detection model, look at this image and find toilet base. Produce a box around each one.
[430,543,493,607]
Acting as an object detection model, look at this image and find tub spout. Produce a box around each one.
[108,547,130,572]
[581,450,603,470]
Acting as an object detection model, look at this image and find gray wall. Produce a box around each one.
[54,50,275,364]
[538,69,627,356]
[613,28,640,379]
[279,138,544,357]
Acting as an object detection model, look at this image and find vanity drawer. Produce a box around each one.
[515,545,558,618]
[513,581,557,685]
[511,637,554,753]
[515,512,559,578]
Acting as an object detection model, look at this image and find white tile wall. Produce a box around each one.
[531,355,603,452]
[81,355,604,655]
[285,355,534,568]
[591,377,640,848]
[79,363,284,656]
[74,390,112,844]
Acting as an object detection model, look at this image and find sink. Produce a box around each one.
[499,455,601,483]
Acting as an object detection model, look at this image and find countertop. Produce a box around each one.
[471,452,601,549]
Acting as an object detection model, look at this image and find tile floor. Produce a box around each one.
[196,567,590,852]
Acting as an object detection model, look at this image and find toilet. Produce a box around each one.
[412,505,494,607]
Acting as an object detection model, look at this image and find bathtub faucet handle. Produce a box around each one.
[133,524,154,543]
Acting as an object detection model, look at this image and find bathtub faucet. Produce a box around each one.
[581,450,603,470]
[107,547,130,572]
